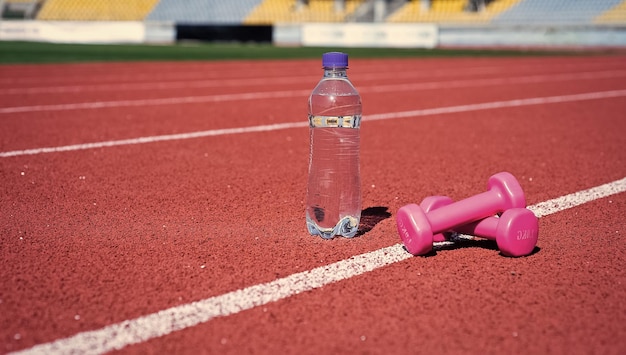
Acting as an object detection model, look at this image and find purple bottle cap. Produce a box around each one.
[322,52,348,68]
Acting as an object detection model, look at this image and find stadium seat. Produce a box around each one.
[37,0,160,21]
[493,0,624,25]
[594,0,626,24]
[147,0,264,24]
[388,0,521,24]
[244,0,364,24]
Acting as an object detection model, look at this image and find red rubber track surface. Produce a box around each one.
[1,55,626,354]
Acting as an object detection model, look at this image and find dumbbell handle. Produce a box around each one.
[426,190,504,233]
[455,217,499,238]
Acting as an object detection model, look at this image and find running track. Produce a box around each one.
[1,55,626,354]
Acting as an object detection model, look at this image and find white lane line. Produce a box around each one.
[0,89,310,114]
[364,69,626,94]
[10,176,626,355]
[530,178,626,217]
[0,67,500,95]
[0,122,308,158]
[365,89,626,122]
[2,69,626,114]
[2,89,626,158]
[0,65,493,87]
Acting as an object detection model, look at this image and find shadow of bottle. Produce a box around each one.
[356,206,392,237]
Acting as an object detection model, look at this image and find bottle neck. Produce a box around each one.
[323,67,348,78]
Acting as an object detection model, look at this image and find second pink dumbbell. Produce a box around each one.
[396,172,526,255]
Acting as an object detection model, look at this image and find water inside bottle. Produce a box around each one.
[306,122,361,239]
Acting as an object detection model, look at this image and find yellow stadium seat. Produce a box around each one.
[245,0,364,24]
[594,0,626,24]
[389,0,521,24]
[37,0,160,21]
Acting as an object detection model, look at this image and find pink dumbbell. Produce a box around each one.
[396,172,526,256]
[421,196,539,257]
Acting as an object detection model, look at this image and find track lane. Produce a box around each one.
[2,56,626,87]
[0,60,625,106]
[1,71,626,152]
[3,56,626,103]
[3,68,626,108]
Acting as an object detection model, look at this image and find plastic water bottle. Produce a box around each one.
[306,52,362,239]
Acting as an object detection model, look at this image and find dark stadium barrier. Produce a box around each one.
[175,24,273,43]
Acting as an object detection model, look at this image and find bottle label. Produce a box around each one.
[309,115,361,128]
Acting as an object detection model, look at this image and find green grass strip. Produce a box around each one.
[0,40,592,65]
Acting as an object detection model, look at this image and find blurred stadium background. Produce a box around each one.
[1,0,626,47]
